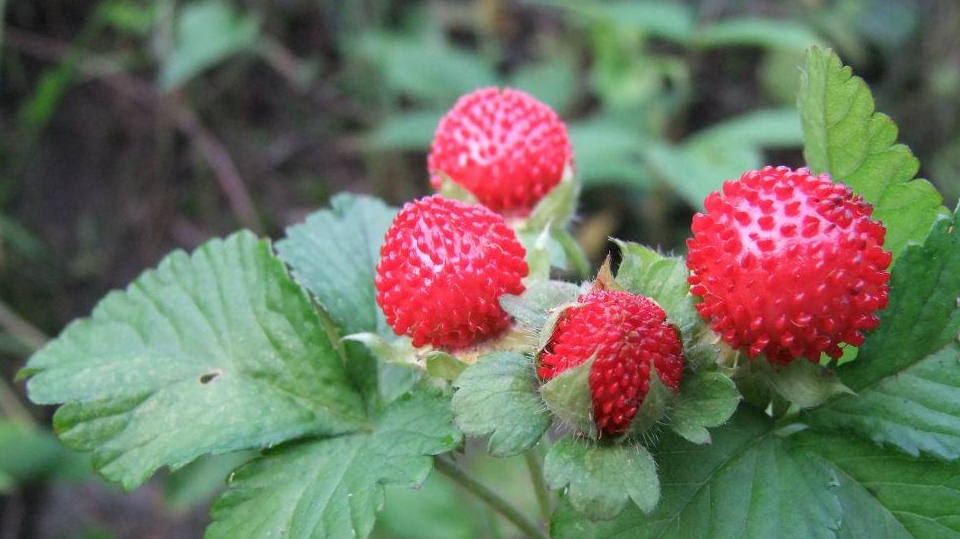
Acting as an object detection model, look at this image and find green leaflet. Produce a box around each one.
[23,232,366,489]
[452,352,551,457]
[276,194,413,409]
[551,409,842,539]
[806,208,960,459]
[795,430,960,539]
[207,391,461,539]
[614,240,699,333]
[798,47,945,260]
[668,370,740,444]
[544,437,659,521]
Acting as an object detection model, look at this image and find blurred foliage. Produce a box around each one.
[1,0,958,536]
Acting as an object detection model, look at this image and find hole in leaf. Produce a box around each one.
[200,370,222,384]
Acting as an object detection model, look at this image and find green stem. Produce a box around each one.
[435,456,550,539]
[524,447,552,523]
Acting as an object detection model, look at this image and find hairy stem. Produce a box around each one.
[435,455,550,539]
[524,446,552,523]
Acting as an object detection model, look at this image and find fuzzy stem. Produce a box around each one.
[435,456,550,539]
[524,447,552,523]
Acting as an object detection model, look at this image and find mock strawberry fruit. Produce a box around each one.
[539,289,684,436]
[375,195,528,349]
[686,166,891,364]
[428,87,572,215]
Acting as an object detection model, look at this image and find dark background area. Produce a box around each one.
[1,0,958,537]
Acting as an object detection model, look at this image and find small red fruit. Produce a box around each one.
[686,166,891,364]
[539,289,684,436]
[376,195,528,349]
[428,87,572,215]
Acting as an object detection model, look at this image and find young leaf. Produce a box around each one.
[668,370,741,444]
[276,194,404,408]
[276,194,396,337]
[614,241,699,332]
[806,209,960,459]
[22,232,367,490]
[794,430,960,539]
[500,280,581,330]
[798,46,945,259]
[540,356,596,437]
[544,437,659,520]
[451,352,551,457]
[551,409,842,539]
[207,391,461,539]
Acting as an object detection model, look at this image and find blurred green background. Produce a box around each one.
[1,0,958,537]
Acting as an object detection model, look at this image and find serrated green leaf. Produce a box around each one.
[552,408,842,539]
[806,209,960,459]
[614,241,698,332]
[452,352,550,457]
[751,358,853,409]
[277,194,396,337]
[276,194,405,409]
[799,47,945,259]
[540,356,596,437]
[207,391,461,539]
[795,430,960,539]
[160,0,260,90]
[24,232,366,490]
[669,370,740,444]
[500,280,581,330]
[545,437,659,520]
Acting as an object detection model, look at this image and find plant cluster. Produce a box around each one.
[19,47,960,538]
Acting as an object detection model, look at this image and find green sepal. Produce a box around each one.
[540,354,598,438]
[424,351,467,381]
[544,436,660,521]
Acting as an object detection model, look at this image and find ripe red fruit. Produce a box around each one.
[539,289,684,436]
[428,87,572,215]
[686,166,891,364]
[375,195,528,349]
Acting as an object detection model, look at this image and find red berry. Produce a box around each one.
[376,195,528,349]
[428,87,572,215]
[686,166,891,364]
[539,290,684,436]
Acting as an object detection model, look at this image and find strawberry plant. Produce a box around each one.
[19,46,960,538]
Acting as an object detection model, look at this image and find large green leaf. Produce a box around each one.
[798,47,944,259]
[795,430,960,539]
[206,391,461,539]
[552,409,842,539]
[452,352,551,457]
[277,195,406,409]
[807,209,960,459]
[544,437,659,521]
[23,232,366,489]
